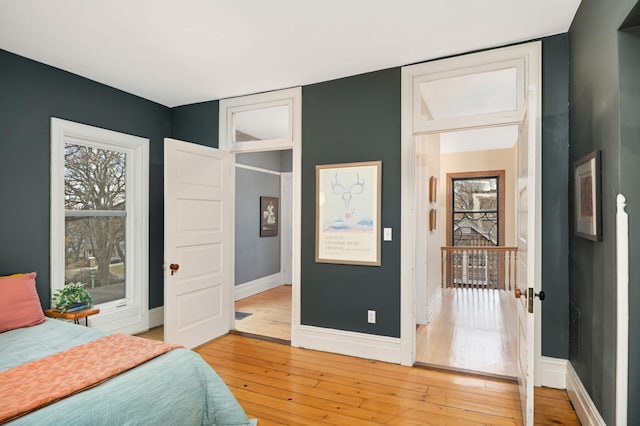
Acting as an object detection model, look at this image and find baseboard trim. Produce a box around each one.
[540,356,567,389]
[566,362,606,426]
[426,288,442,323]
[235,273,282,300]
[148,306,164,328]
[295,325,401,364]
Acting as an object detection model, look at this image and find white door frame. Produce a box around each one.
[281,172,293,284]
[219,87,302,346]
[400,42,542,381]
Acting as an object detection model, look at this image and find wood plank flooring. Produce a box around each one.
[234,285,291,341]
[416,288,518,378]
[135,330,579,424]
[196,334,579,425]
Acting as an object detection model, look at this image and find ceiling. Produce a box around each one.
[0,1,580,108]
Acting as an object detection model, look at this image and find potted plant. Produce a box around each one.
[52,282,93,312]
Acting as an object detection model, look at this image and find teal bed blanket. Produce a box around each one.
[0,320,255,426]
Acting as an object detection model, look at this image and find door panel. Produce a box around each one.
[164,138,232,348]
[516,87,537,425]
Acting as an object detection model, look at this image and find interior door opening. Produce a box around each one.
[401,42,541,425]
[414,127,519,379]
[233,149,293,343]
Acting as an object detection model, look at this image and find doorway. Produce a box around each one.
[401,42,541,422]
[414,128,519,378]
[232,150,293,342]
[218,87,302,346]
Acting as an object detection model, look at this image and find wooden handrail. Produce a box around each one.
[441,246,518,291]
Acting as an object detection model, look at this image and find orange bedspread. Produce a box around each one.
[0,333,180,424]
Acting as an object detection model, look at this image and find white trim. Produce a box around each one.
[297,325,402,364]
[425,287,442,323]
[148,306,164,328]
[234,273,283,301]
[290,107,302,347]
[400,61,417,366]
[236,163,281,176]
[616,194,629,426]
[280,173,293,285]
[567,362,606,426]
[540,357,567,389]
[51,118,149,335]
[400,42,542,372]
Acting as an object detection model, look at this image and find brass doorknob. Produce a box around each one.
[169,263,180,276]
[515,288,525,298]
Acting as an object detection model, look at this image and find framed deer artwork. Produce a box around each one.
[315,161,382,266]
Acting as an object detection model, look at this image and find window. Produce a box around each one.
[452,177,499,246]
[219,87,301,152]
[51,118,149,334]
[446,170,505,247]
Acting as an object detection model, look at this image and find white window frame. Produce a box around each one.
[50,118,149,334]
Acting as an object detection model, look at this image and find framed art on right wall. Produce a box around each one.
[574,150,601,241]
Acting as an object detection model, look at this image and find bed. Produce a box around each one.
[0,273,255,426]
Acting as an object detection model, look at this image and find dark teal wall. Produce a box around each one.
[171,101,219,148]
[301,69,402,337]
[569,0,639,423]
[541,34,570,359]
[0,49,171,309]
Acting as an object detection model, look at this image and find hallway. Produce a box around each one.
[416,288,518,378]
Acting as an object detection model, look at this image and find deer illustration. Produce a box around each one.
[331,171,365,210]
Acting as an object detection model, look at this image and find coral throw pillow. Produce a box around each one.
[0,272,45,333]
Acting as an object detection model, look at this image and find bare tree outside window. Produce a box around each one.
[64,144,126,304]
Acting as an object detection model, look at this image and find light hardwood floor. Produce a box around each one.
[135,331,579,424]
[234,285,292,341]
[203,334,578,425]
[416,288,518,378]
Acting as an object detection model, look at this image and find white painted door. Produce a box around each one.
[164,138,232,348]
[281,173,293,284]
[516,87,538,425]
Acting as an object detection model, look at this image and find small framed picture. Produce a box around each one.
[260,196,279,237]
[429,176,437,204]
[574,151,601,241]
[429,209,437,231]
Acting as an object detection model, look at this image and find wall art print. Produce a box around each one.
[574,151,601,241]
[315,161,381,266]
[260,196,279,237]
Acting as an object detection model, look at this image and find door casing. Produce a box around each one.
[400,42,542,383]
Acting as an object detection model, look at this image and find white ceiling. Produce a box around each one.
[0,0,580,107]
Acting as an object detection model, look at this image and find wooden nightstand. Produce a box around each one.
[44,307,100,326]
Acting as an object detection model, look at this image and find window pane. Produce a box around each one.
[64,143,127,305]
[65,144,126,211]
[233,105,289,142]
[65,216,126,305]
[419,68,517,121]
[452,178,498,246]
